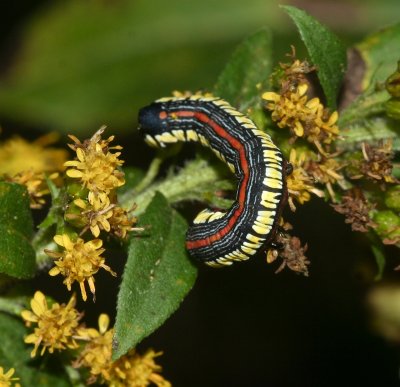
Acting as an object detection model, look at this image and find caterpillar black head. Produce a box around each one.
[138,102,167,138]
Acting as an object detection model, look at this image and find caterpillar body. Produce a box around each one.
[138,95,289,268]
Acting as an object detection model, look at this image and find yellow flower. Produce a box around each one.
[73,313,114,383]
[110,349,171,387]
[0,133,67,176]
[8,170,58,209]
[74,314,171,387]
[45,234,116,301]
[21,291,81,357]
[262,83,339,145]
[72,192,114,237]
[286,149,324,211]
[64,127,125,195]
[0,367,20,387]
[109,205,138,239]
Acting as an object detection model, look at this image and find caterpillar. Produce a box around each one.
[138,94,290,268]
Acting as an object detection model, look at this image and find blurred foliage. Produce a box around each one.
[0,0,399,134]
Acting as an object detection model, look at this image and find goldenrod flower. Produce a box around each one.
[109,206,138,239]
[21,291,81,357]
[110,349,171,387]
[64,127,125,195]
[74,314,171,387]
[262,83,339,145]
[45,234,116,301]
[72,192,114,237]
[73,313,114,383]
[286,149,324,211]
[0,367,20,387]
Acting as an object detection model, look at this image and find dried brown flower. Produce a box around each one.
[331,190,377,232]
[267,225,309,276]
[351,141,397,186]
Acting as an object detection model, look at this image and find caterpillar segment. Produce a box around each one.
[138,95,289,267]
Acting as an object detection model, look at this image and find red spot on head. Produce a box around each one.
[159,111,168,119]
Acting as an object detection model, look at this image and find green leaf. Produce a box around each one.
[357,22,400,88]
[113,192,197,359]
[0,312,70,386]
[0,183,36,278]
[281,5,347,108]
[214,28,273,111]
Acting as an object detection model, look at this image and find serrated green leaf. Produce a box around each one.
[113,192,197,359]
[0,312,70,386]
[214,29,273,111]
[357,23,400,88]
[0,183,35,278]
[281,5,347,109]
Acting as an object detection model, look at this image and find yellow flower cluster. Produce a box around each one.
[0,134,67,208]
[262,83,339,146]
[21,293,170,386]
[74,314,171,386]
[46,128,138,301]
[65,127,137,239]
[21,291,81,357]
[46,234,116,301]
[286,149,324,211]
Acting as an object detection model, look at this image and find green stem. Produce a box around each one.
[134,155,164,194]
[339,89,388,127]
[119,158,223,215]
[0,296,26,316]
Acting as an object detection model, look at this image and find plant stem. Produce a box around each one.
[120,159,223,215]
[0,296,26,316]
[134,155,164,194]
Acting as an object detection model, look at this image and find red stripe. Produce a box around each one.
[174,110,249,250]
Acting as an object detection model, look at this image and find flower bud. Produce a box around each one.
[385,185,400,211]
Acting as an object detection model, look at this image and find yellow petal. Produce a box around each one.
[306,97,320,110]
[76,148,86,162]
[90,225,101,238]
[80,282,88,301]
[87,239,103,250]
[21,310,38,322]
[73,198,87,209]
[262,91,280,102]
[49,266,61,276]
[24,333,39,344]
[327,110,339,125]
[62,234,74,250]
[294,121,304,137]
[98,313,110,334]
[66,169,83,178]
[31,291,47,316]
[297,83,308,96]
[54,234,64,247]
